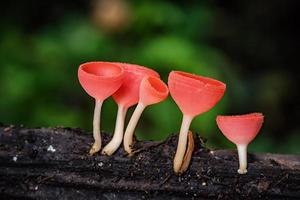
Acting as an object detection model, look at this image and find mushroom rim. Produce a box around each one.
[145,76,169,95]
[217,113,264,122]
[113,62,160,78]
[170,71,226,90]
[79,61,124,79]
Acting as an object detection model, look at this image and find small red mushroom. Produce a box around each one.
[102,63,159,156]
[168,71,226,173]
[78,62,124,155]
[123,76,169,155]
[216,113,264,174]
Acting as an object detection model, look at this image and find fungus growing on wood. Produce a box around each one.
[123,76,169,155]
[78,61,124,155]
[216,113,264,174]
[168,71,226,173]
[102,63,159,156]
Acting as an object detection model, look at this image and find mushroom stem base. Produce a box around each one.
[237,144,248,174]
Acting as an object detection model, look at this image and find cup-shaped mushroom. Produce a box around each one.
[168,71,226,173]
[78,61,124,155]
[78,62,124,100]
[168,71,226,117]
[139,76,169,106]
[216,113,264,174]
[102,63,159,155]
[123,76,169,155]
[216,113,264,145]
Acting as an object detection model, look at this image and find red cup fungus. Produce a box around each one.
[123,76,169,155]
[216,113,264,174]
[78,61,124,155]
[102,63,159,156]
[168,71,226,173]
[77,61,265,176]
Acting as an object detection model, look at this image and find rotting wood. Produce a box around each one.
[0,125,300,199]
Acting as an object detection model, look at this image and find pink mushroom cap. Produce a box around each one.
[112,63,160,108]
[216,113,264,145]
[168,71,226,117]
[78,62,124,100]
[139,76,169,106]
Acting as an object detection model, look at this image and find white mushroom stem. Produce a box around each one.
[89,99,103,155]
[123,102,146,154]
[237,144,248,174]
[102,104,128,155]
[173,115,193,173]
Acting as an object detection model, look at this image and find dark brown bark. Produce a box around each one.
[0,125,299,199]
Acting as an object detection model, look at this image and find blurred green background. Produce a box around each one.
[0,0,299,153]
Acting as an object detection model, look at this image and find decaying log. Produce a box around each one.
[0,125,299,199]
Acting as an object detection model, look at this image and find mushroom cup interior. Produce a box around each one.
[173,71,225,89]
[139,76,169,106]
[147,76,169,94]
[81,62,123,78]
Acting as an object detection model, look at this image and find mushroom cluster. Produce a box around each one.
[78,62,168,156]
[78,61,264,175]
